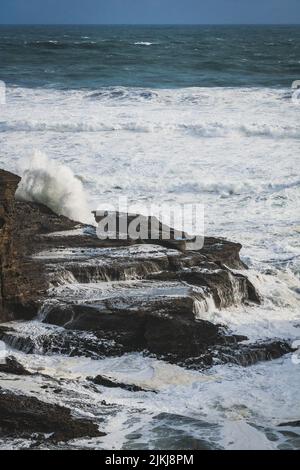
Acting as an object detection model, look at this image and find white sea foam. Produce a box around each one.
[0,86,299,450]
[1,347,299,449]
[1,84,298,275]
[16,151,93,224]
[134,42,154,46]
[3,118,300,140]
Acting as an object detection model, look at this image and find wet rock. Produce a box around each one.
[0,170,21,322]
[0,168,258,322]
[0,324,126,358]
[88,375,155,393]
[278,421,300,427]
[41,282,230,360]
[199,237,247,270]
[182,340,293,369]
[1,168,277,368]
[0,389,105,441]
[0,356,32,376]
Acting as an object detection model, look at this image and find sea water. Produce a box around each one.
[0,25,299,449]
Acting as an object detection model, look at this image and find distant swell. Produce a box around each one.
[25,40,100,50]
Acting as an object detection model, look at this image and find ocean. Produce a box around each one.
[0,25,299,450]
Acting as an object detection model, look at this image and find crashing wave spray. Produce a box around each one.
[16,151,92,224]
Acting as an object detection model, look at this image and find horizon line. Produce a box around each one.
[1,23,300,26]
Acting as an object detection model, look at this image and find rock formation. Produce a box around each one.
[0,170,21,322]
[0,167,294,446]
[0,389,104,442]
[0,168,291,367]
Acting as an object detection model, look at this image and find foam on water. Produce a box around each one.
[0,83,299,449]
[1,84,299,342]
[1,346,299,449]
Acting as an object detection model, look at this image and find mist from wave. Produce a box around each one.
[16,151,93,224]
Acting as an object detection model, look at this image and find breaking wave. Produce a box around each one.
[134,42,155,46]
[2,117,300,140]
[16,151,92,224]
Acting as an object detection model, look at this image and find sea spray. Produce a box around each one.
[16,151,93,224]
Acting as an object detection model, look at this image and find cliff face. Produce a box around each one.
[0,169,72,321]
[0,169,80,321]
[0,170,21,322]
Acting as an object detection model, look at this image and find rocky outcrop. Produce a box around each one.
[278,420,300,428]
[0,169,82,321]
[0,168,291,369]
[0,389,104,442]
[88,375,155,393]
[0,170,21,322]
[0,356,32,376]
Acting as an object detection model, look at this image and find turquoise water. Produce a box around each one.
[1,25,300,89]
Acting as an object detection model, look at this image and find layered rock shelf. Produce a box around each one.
[0,168,293,442]
[0,168,291,366]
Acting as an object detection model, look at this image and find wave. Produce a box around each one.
[5,84,288,107]
[3,117,300,140]
[0,119,154,133]
[16,151,92,224]
[87,87,158,102]
[171,176,300,197]
[24,40,100,50]
[170,180,256,196]
[180,122,227,137]
[0,118,227,136]
[239,124,300,139]
[25,40,69,49]
[134,42,155,46]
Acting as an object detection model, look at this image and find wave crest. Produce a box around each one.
[16,151,92,224]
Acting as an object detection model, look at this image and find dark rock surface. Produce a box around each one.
[0,167,295,449]
[182,339,293,369]
[278,420,300,428]
[0,356,32,376]
[0,389,104,441]
[0,168,290,369]
[0,324,125,358]
[88,375,155,393]
[0,170,21,322]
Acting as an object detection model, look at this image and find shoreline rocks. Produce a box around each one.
[88,375,155,393]
[0,389,104,442]
[0,356,32,376]
[0,168,291,368]
[0,170,21,323]
[0,167,295,448]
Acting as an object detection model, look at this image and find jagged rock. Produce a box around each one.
[88,375,155,393]
[0,168,256,320]
[0,389,104,441]
[182,339,293,369]
[0,356,32,376]
[40,280,233,359]
[1,168,289,369]
[0,324,126,358]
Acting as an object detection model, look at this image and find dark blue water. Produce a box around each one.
[0,25,300,89]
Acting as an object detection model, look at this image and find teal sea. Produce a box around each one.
[0,25,300,88]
